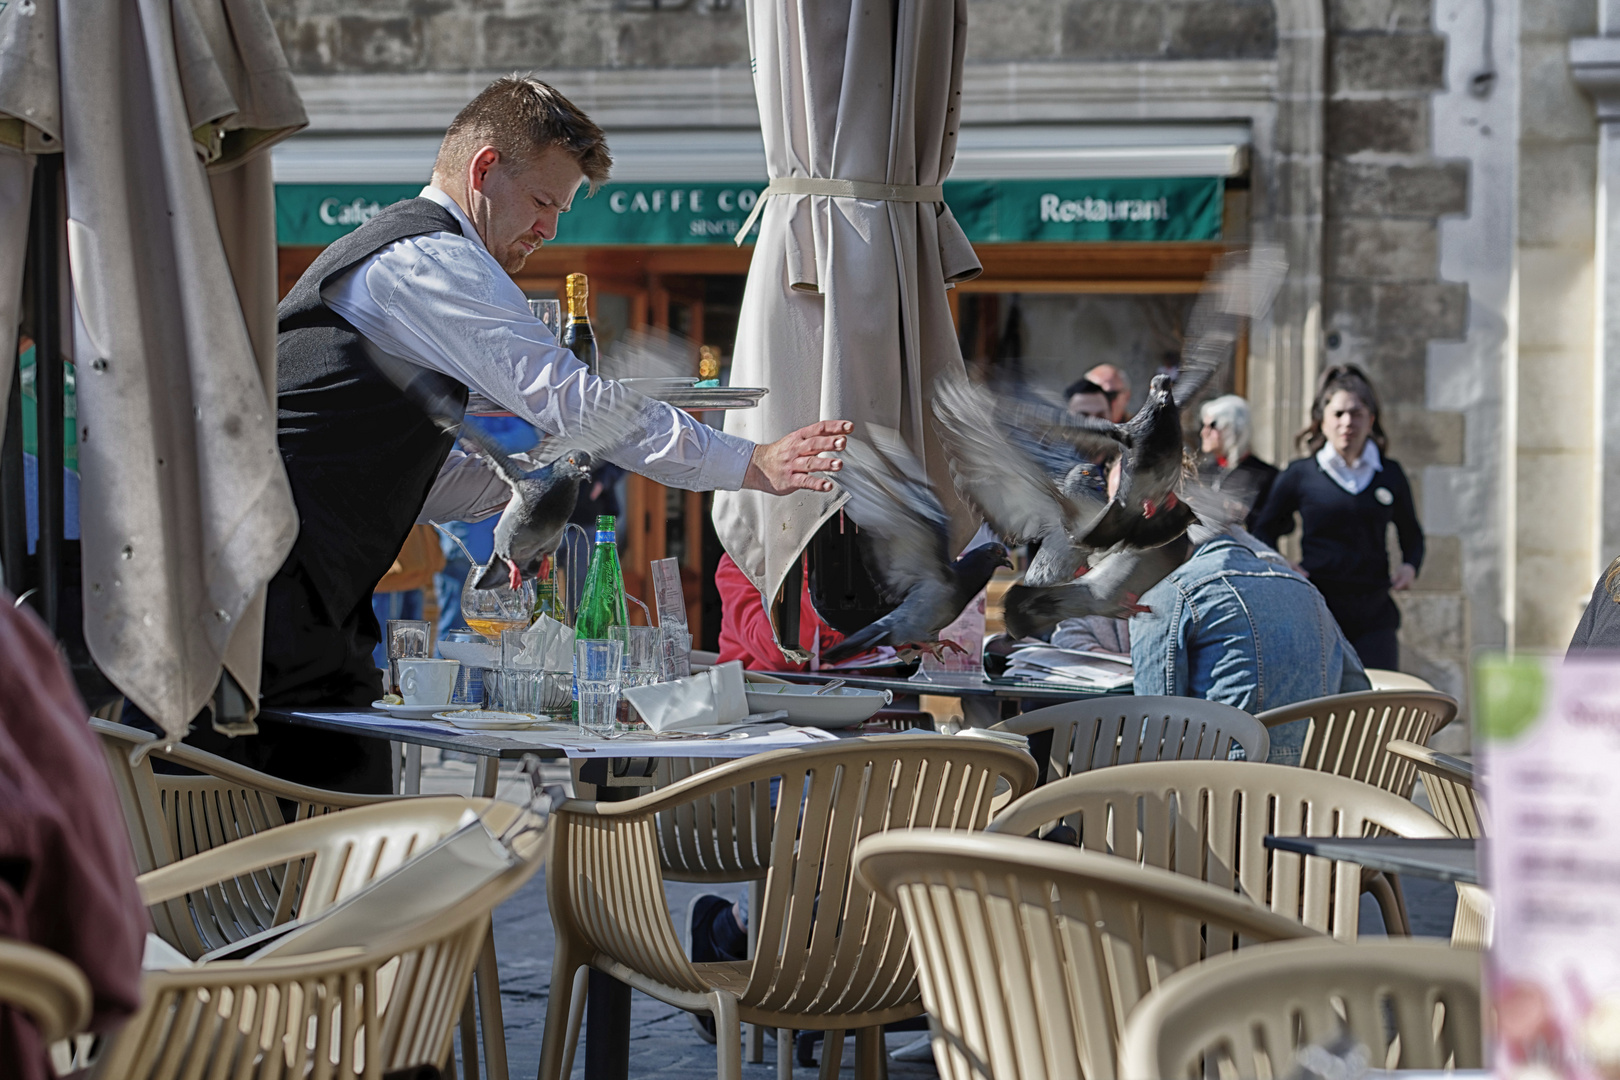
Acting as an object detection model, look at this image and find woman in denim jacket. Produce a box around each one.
[1130,527,1371,763]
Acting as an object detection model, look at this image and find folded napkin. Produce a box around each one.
[516,615,575,670]
[622,660,749,733]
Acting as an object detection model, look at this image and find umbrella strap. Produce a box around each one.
[733,177,946,245]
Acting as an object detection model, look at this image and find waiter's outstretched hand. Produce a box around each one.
[743,420,852,495]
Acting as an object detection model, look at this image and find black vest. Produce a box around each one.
[275,198,469,624]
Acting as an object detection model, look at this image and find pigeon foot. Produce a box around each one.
[507,558,523,592]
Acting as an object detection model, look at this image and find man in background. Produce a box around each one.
[1084,363,1132,422]
[1064,377,1111,421]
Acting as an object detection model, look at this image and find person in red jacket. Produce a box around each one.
[716,553,844,669]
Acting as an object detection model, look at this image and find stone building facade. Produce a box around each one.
[265,0,1620,738]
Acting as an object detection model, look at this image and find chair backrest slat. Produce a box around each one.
[856,830,1321,1080]
[988,760,1451,940]
[1256,690,1459,796]
[996,696,1270,786]
[1118,939,1483,1079]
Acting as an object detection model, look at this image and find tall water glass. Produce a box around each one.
[657,626,693,682]
[611,626,660,732]
[574,638,623,737]
[501,627,544,713]
[527,298,562,338]
[386,619,431,696]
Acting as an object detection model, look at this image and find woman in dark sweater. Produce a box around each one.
[1253,364,1424,670]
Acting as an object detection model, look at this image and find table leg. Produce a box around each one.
[747,878,764,1062]
[459,991,480,1080]
[473,757,499,798]
[404,743,423,795]
[391,741,402,794]
[475,921,510,1080]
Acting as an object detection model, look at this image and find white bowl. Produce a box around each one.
[742,684,891,729]
[438,639,501,667]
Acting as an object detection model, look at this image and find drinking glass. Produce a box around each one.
[611,626,661,732]
[574,638,623,737]
[461,566,534,643]
[386,619,432,696]
[501,627,548,713]
[528,298,562,338]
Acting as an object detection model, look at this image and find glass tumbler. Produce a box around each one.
[611,626,661,732]
[386,619,432,696]
[501,627,548,713]
[574,638,623,737]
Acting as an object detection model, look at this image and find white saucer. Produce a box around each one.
[372,700,463,720]
[433,709,557,731]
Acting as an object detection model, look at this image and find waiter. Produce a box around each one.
[249,76,849,791]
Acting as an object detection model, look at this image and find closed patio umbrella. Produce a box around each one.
[0,0,304,741]
[712,0,982,648]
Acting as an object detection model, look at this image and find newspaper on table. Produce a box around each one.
[1479,654,1620,1078]
[1003,644,1133,690]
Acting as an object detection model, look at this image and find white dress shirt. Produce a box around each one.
[1316,440,1381,494]
[322,186,756,523]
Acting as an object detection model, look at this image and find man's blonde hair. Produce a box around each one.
[434,75,612,192]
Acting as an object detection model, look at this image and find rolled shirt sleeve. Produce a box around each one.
[323,188,755,494]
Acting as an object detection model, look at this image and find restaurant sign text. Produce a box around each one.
[275,176,1224,247]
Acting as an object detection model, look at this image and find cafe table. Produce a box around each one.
[258,705,909,1080]
[1263,835,1479,885]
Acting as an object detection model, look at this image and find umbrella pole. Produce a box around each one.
[0,358,23,595]
[28,153,62,633]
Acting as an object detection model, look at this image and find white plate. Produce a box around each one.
[742,685,891,729]
[373,700,462,720]
[432,709,558,731]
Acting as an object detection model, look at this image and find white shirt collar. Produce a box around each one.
[418,185,489,256]
[1316,440,1382,494]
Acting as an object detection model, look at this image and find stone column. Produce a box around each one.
[1573,36,1620,565]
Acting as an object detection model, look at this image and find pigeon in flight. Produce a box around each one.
[1001,537,1191,641]
[820,431,1012,664]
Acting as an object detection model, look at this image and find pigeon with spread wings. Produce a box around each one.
[820,432,1012,664]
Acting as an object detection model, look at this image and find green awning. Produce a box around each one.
[275,176,1224,248]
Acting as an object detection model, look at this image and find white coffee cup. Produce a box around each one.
[398,658,460,707]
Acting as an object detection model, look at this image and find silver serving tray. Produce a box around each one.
[465,386,766,416]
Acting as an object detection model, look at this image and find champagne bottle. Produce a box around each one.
[574,515,627,640]
[562,272,598,373]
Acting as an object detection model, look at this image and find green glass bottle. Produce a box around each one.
[530,569,565,625]
[574,515,627,640]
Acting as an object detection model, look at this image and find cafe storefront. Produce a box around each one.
[271,123,1250,643]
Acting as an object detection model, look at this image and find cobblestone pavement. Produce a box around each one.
[421,753,1461,1079]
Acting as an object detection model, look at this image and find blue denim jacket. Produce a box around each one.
[1129,536,1370,749]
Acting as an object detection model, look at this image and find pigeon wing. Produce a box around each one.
[933,377,1113,543]
[1174,246,1287,409]
[835,435,953,604]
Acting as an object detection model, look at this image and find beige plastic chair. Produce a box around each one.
[1387,739,1493,948]
[987,760,1452,939]
[1254,689,1458,797]
[853,830,1322,1080]
[538,736,1039,1080]
[93,719,400,959]
[993,695,1269,783]
[1118,938,1483,1079]
[93,796,543,1080]
[0,940,92,1047]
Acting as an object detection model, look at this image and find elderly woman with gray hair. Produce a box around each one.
[1197,394,1279,530]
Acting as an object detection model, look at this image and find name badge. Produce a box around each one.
[1374,487,1394,506]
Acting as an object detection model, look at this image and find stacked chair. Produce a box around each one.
[1389,737,1493,947]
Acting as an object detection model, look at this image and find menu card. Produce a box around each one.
[1479,654,1620,1079]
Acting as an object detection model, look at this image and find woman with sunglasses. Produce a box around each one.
[1252,364,1424,670]
[1197,394,1278,531]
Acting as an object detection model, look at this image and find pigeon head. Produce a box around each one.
[555,451,593,482]
[954,541,1014,587]
[1148,372,1175,401]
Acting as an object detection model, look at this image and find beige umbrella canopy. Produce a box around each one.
[0,0,304,741]
[713,0,982,648]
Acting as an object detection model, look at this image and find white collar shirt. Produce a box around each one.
[321,185,755,523]
[1315,440,1381,495]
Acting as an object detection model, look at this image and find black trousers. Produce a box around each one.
[1314,580,1400,672]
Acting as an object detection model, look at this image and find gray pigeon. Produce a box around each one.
[932,374,1110,588]
[460,428,591,591]
[820,432,1012,664]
